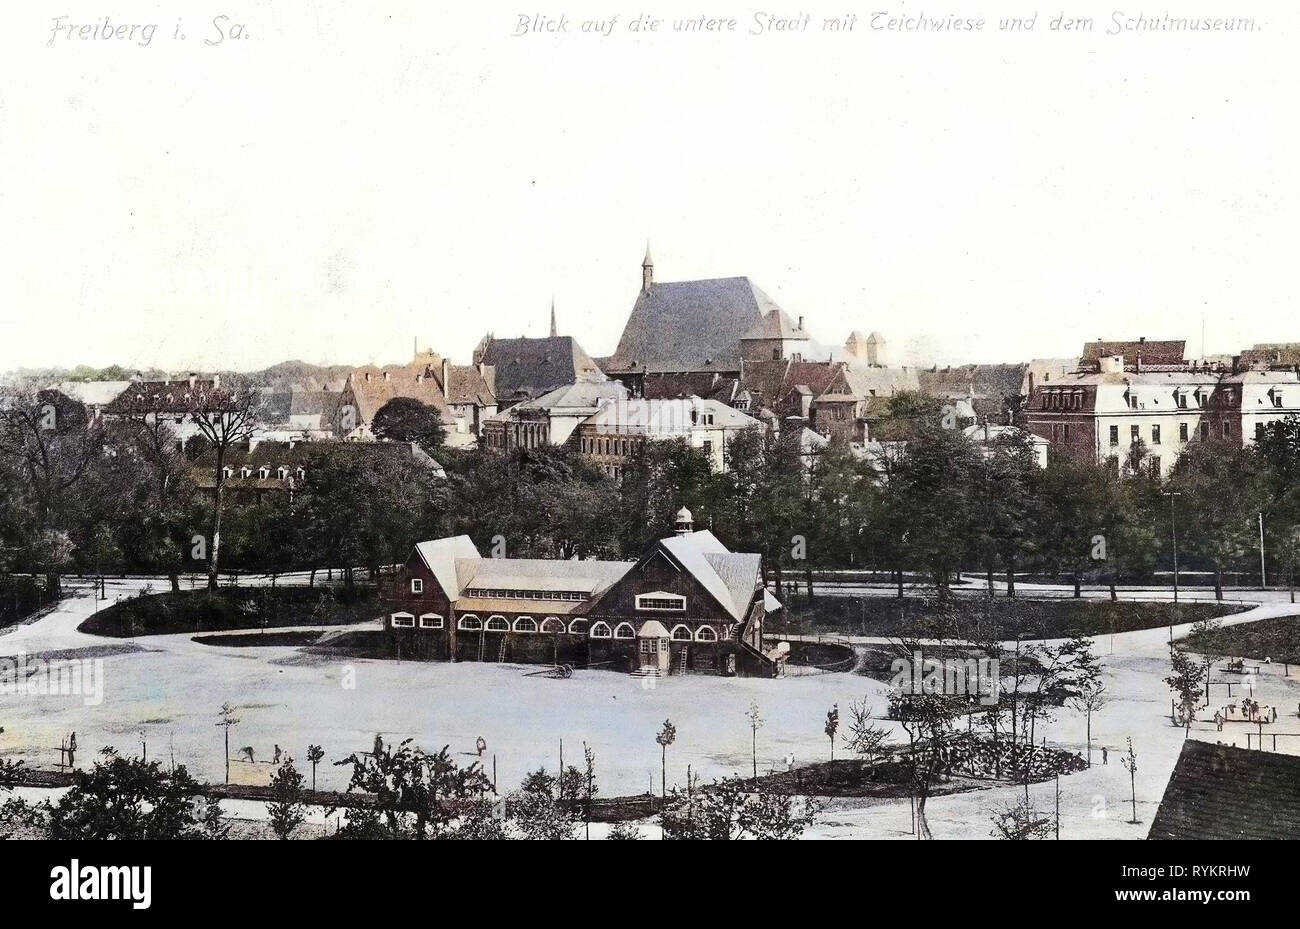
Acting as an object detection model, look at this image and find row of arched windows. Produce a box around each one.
[438,615,724,642]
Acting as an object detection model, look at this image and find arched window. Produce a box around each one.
[590,621,612,639]
[390,612,415,629]
[671,624,693,641]
[541,617,564,634]
[514,616,537,633]
[695,625,718,642]
[568,618,589,635]
[486,615,510,632]
[458,614,482,631]
[613,622,635,639]
[419,613,443,629]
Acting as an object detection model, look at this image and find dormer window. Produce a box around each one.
[240,467,253,478]
[222,467,233,479]
[258,467,270,480]
[277,466,290,480]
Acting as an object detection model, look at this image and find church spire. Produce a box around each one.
[641,242,654,294]
[549,298,557,338]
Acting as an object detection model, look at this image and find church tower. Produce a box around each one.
[549,298,558,338]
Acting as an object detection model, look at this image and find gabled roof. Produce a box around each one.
[414,535,481,603]
[659,530,761,621]
[485,380,627,423]
[609,277,784,373]
[454,557,634,595]
[345,357,496,423]
[103,378,230,414]
[1150,740,1300,840]
[475,335,606,403]
[1082,340,1186,367]
[55,380,131,407]
[581,398,761,434]
[742,308,809,342]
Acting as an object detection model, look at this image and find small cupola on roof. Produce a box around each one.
[642,242,654,294]
[674,506,694,535]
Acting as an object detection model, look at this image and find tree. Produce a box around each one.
[306,744,325,792]
[843,699,891,764]
[1069,678,1108,768]
[115,414,194,591]
[744,700,763,784]
[606,820,642,840]
[511,768,577,840]
[1165,645,1206,732]
[189,381,259,590]
[267,760,307,840]
[216,702,240,785]
[332,739,501,840]
[990,797,1052,839]
[1120,737,1139,824]
[824,704,839,761]
[659,776,820,840]
[48,748,207,840]
[197,797,231,840]
[1168,440,1260,600]
[579,742,599,840]
[655,719,676,799]
[371,396,446,452]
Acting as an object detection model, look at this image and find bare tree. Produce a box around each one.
[843,698,891,764]
[188,381,259,590]
[744,700,763,785]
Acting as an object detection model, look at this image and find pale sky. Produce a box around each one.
[1,1,1297,374]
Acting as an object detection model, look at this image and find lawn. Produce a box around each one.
[1182,615,1300,668]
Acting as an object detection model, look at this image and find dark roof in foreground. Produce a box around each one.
[1148,740,1300,840]
[608,277,784,374]
[1082,339,1186,367]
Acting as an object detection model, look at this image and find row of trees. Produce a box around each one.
[4,387,1299,609]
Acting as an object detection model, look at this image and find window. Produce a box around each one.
[613,622,635,639]
[410,578,423,595]
[700,411,714,426]
[541,617,564,633]
[636,593,686,612]
[1151,425,1161,445]
[1130,425,1139,442]
[513,616,537,633]
[1179,422,1189,442]
[567,618,589,635]
[1063,424,1071,443]
[1177,393,1187,409]
[590,621,612,639]
[486,616,509,632]
[1222,421,1231,439]
[391,612,415,628]
[1150,456,1161,476]
[458,614,482,631]
[1109,425,1119,447]
[1273,393,1284,409]
[695,625,718,642]
[1200,422,1209,439]
[702,440,713,458]
[419,613,443,629]
[671,624,693,641]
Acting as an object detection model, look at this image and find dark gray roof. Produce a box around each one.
[476,335,606,404]
[608,277,784,374]
[1149,740,1300,840]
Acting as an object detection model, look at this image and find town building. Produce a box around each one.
[918,363,1030,425]
[1025,339,1300,476]
[962,423,1050,468]
[335,351,496,446]
[381,508,784,677]
[472,304,608,409]
[575,398,762,477]
[481,380,628,451]
[100,373,235,446]
[191,439,443,504]
[738,358,919,444]
[53,379,132,422]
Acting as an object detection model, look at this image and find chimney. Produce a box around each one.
[416,373,423,384]
[212,374,220,389]
[364,372,371,382]
[382,371,390,381]
[798,315,804,330]
[442,358,450,400]
[1136,351,1143,374]
[188,373,197,388]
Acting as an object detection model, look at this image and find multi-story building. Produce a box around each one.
[1026,339,1300,475]
[575,398,762,477]
[480,380,627,451]
[335,351,496,447]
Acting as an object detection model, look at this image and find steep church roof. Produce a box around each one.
[609,276,785,373]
